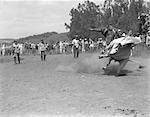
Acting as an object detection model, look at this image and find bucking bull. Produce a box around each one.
[89,28,144,76]
[99,36,143,76]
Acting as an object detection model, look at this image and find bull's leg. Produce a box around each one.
[116,59,128,76]
[106,57,113,67]
[103,57,113,70]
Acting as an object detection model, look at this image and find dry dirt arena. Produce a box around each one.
[0,53,150,117]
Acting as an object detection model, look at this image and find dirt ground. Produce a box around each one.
[0,53,150,117]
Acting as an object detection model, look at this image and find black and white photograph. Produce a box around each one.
[0,0,150,117]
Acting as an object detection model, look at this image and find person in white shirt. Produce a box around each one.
[59,41,63,54]
[146,31,150,47]
[1,44,6,56]
[38,40,47,61]
[72,38,80,58]
[84,39,89,51]
[18,43,24,55]
[81,39,85,52]
[89,39,94,52]
[31,43,36,55]
[13,41,21,64]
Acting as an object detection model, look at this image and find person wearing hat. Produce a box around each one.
[38,40,47,61]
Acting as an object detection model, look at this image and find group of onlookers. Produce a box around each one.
[138,13,150,46]
[0,12,150,63]
[12,40,48,64]
[0,38,107,57]
[0,30,150,59]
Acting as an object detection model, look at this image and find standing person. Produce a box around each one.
[31,43,36,55]
[97,38,102,50]
[72,38,80,58]
[89,39,94,52]
[38,40,47,61]
[146,30,150,47]
[127,30,133,36]
[13,41,21,64]
[81,39,85,52]
[84,39,89,52]
[1,44,6,56]
[0,44,2,55]
[59,41,63,54]
[19,43,24,55]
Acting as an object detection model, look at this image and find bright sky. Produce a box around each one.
[0,0,104,39]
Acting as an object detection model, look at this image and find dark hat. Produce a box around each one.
[41,40,44,43]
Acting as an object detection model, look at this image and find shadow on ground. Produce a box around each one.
[102,65,133,76]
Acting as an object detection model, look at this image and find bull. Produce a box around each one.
[99,36,143,76]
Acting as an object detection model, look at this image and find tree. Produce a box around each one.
[65,0,150,40]
[65,0,102,39]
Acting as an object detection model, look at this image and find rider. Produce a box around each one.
[89,24,116,45]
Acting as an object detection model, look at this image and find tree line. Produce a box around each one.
[65,0,150,40]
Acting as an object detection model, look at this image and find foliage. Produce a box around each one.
[65,0,150,40]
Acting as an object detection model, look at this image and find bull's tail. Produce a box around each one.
[128,59,145,69]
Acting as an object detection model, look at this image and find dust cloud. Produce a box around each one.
[55,54,147,75]
[55,54,108,74]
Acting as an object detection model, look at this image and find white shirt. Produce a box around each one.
[146,35,150,45]
[59,42,63,48]
[31,43,36,49]
[13,43,20,53]
[72,39,79,48]
[38,42,46,51]
[1,44,5,50]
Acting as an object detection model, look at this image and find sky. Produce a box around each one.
[0,0,104,39]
